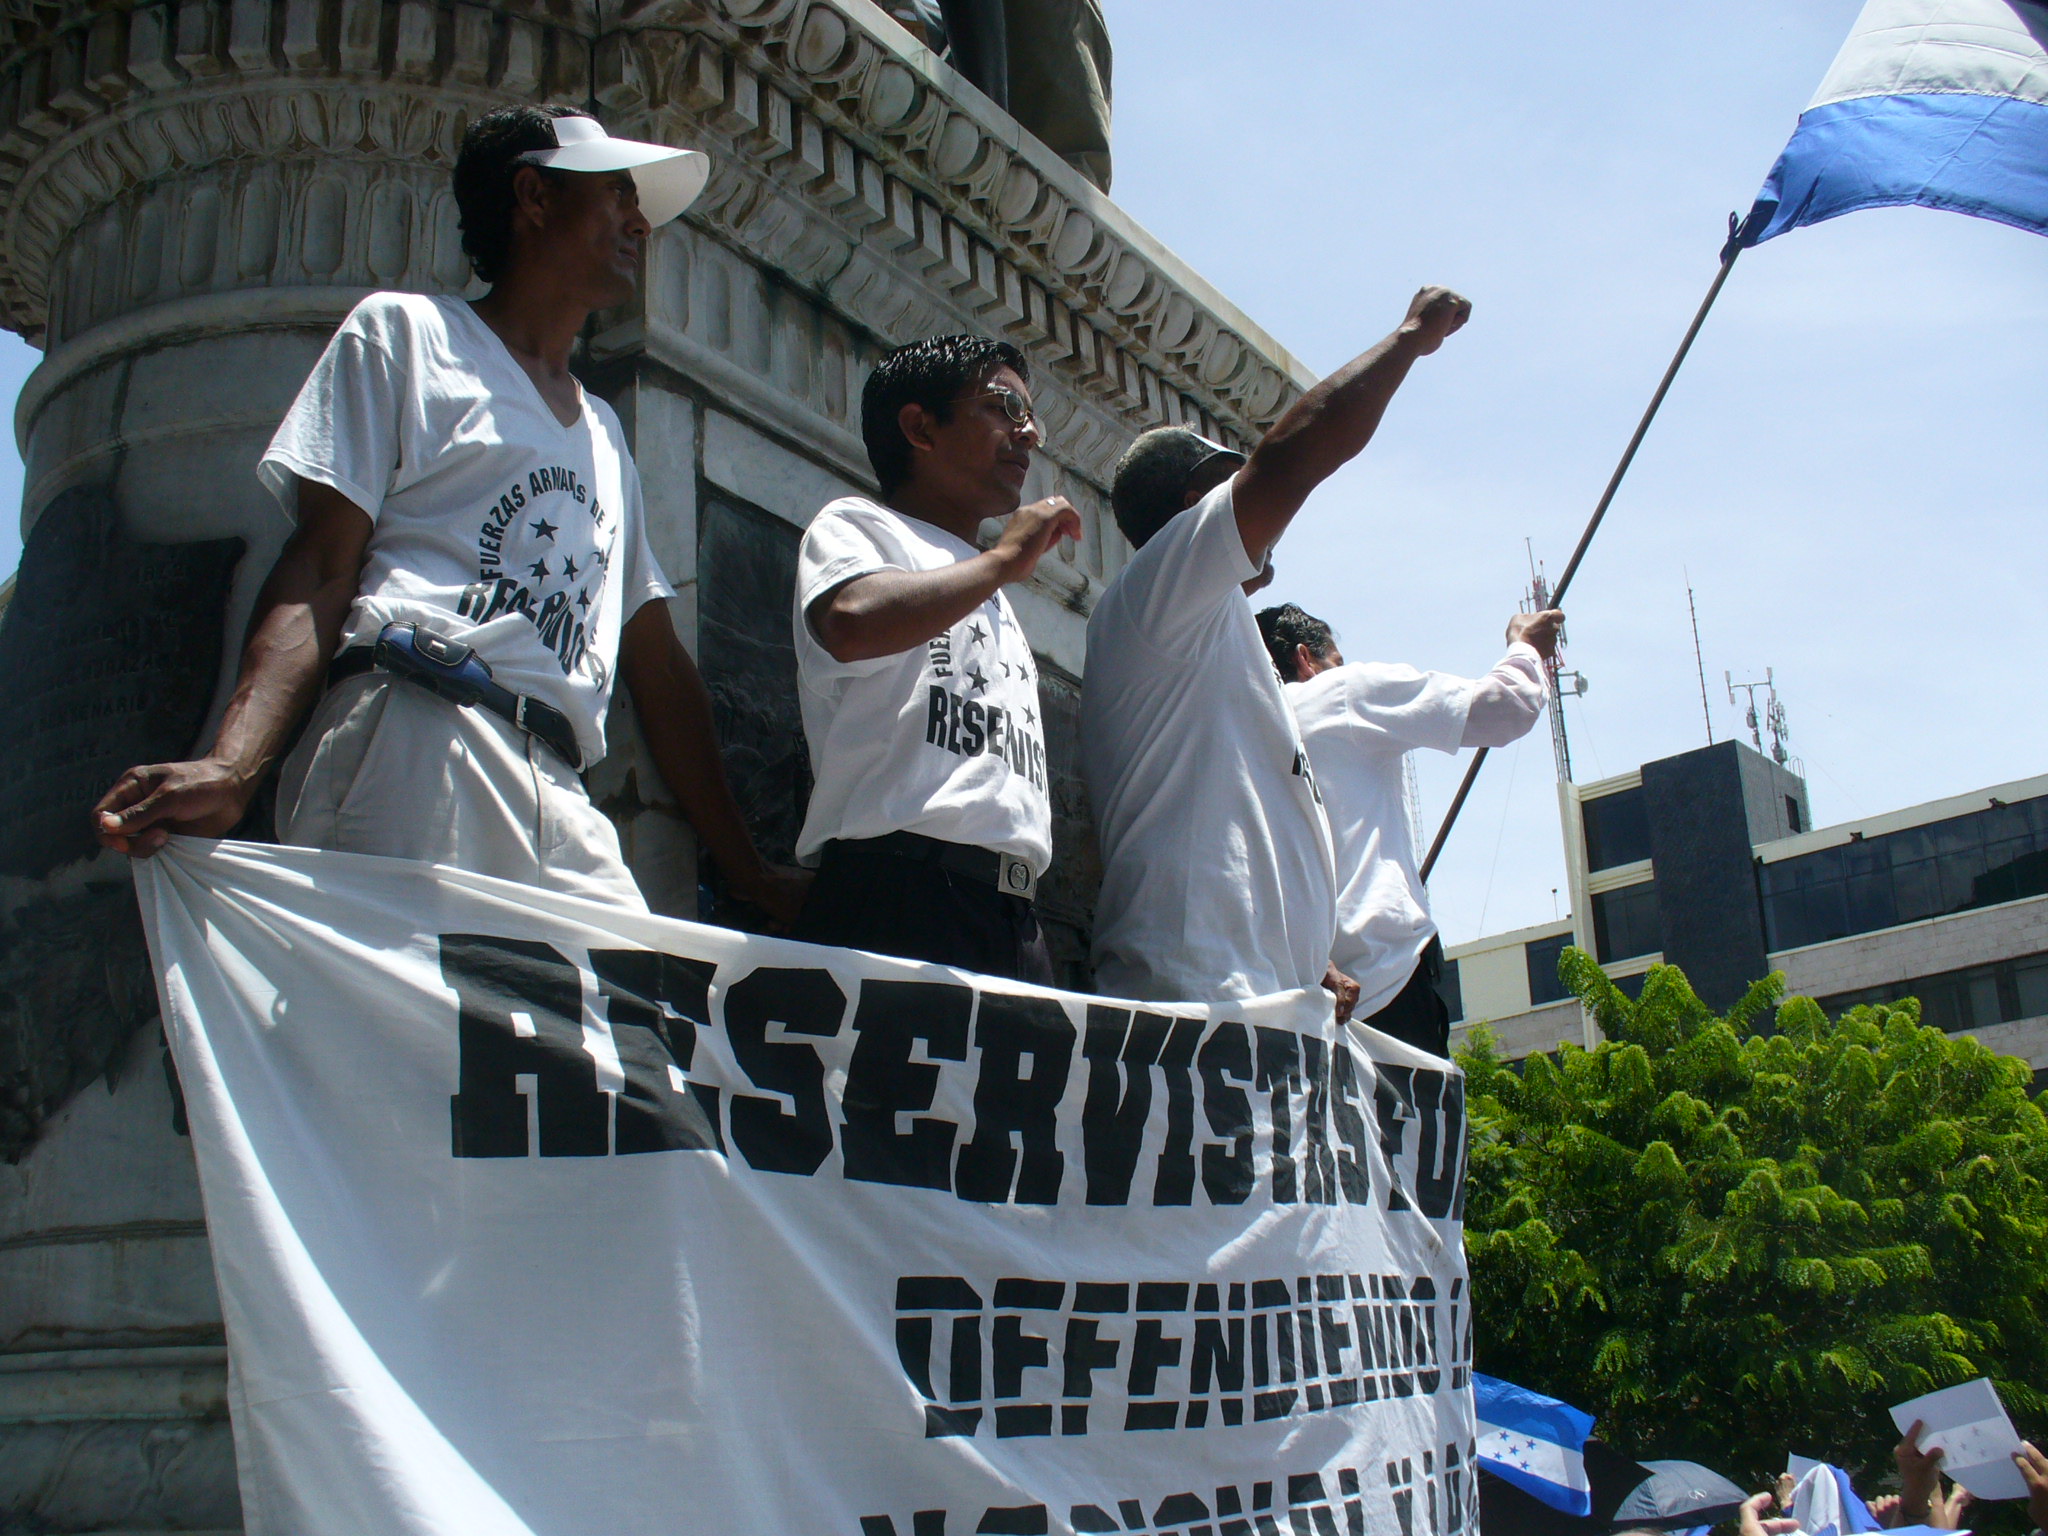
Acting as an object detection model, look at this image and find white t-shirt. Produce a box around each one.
[1081,480,1337,1004]
[792,498,1052,872]
[259,292,673,767]
[1289,645,1547,1017]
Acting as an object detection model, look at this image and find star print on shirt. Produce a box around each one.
[528,558,550,580]
[967,666,988,694]
[1023,704,1037,726]
[968,621,988,647]
[562,555,580,579]
[577,588,591,611]
[530,517,558,541]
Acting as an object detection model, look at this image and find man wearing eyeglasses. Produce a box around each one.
[790,336,1082,982]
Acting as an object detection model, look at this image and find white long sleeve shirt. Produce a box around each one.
[1288,643,1548,1018]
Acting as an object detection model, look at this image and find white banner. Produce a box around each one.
[136,838,1476,1536]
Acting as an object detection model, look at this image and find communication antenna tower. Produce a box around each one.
[1526,544,1589,785]
[1687,578,1713,745]
[1725,668,1793,766]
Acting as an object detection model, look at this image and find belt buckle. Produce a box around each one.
[998,854,1037,901]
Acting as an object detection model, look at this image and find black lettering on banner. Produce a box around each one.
[1080,1007,1168,1205]
[954,994,1074,1204]
[991,1277,1062,1437]
[723,967,844,1175]
[859,1449,1479,1536]
[842,981,970,1190]
[1061,1283,1125,1435]
[1377,1065,1413,1211]
[443,934,607,1157]
[896,1276,985,1438]
[589,949,722,1156]
[1410,1071,1467,1220]
[1330,1041,1374,1204]
[1300,1035,1338,1207]
[1152,1019,1201,1206]
[1125,1283,1186,1430]
[1254,1026,1302,1204]
[1197,1021,1254,1204]
[1189,1288,1245,1425]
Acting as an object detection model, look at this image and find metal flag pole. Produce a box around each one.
[1416,222,1746,883]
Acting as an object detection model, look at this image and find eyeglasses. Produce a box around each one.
[960,386,1040,433]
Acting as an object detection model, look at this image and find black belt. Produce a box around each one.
[330,625,583,772]
[831,831,1039,901]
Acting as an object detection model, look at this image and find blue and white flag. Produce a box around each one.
[1474,1373,1596,1516]
[1735,0,2048,248]
[1787,1458,1886,1536]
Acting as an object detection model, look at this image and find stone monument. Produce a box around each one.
[0,0,1313,1526]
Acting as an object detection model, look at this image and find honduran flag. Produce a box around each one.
[1474,1373,1596,1516]
[1734,0,2048,250]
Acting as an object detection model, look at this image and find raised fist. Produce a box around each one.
[1401,286,1472,354]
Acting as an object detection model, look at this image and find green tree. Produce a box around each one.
[1461,948,2048,1493]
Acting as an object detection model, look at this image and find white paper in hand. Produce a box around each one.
[1890,1378,2027,1500]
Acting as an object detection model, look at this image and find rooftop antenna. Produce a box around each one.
[1686,575,1713,745]
[1524,541,1588,787]
[1726,668,1792,765]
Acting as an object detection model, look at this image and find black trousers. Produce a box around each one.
[791,838,1054,985]
[1361,936,1451,1058]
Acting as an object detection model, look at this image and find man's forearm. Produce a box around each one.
[1257,327,1427,494]
[205,562,357,781]
[812,554,1009,663]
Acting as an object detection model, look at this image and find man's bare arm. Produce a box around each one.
[617,600,809,928]
[811,496,1081,663]
[94,479,372,856]
[1231,286,1471,565]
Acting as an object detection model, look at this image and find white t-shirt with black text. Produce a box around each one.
[793,498,1052,872]
[259,292,673,767]
[1289,646,1547,1017]
[1081,480,1338,1003]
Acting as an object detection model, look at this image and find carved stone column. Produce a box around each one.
[0,3,593,1526]
[0,1,1315,1525]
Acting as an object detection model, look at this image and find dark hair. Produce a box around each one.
[1110,427,1245,550]
[454,104,590,284]
[861,335,1029,495]
[1255,603,1336,685]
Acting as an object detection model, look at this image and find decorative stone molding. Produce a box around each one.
[0,0,1312,431]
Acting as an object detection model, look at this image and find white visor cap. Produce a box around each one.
[516,115,710,228]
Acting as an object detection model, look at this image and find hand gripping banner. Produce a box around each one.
[135,839,1476,1536]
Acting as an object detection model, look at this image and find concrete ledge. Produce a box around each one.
[0,1346,228,1426]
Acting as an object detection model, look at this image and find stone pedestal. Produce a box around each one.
[0,0,1312,1526]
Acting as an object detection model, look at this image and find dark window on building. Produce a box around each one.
[1525,932,1572,1006]
[1592,881,1661,964]
[1436,958,1463,1023]
[1759,794,2048,951]
[1786,795,1803,835]
[1819,948,2048,1035]
[1582,786,1653,871]
[1612,970,1649,1001]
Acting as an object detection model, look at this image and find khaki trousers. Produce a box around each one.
[276,674,646,910]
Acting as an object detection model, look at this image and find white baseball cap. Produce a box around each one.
[515,115,710,228]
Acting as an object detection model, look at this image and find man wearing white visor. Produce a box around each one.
[96,106,805,924]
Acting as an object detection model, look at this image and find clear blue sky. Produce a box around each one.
[2,2,2042,946]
